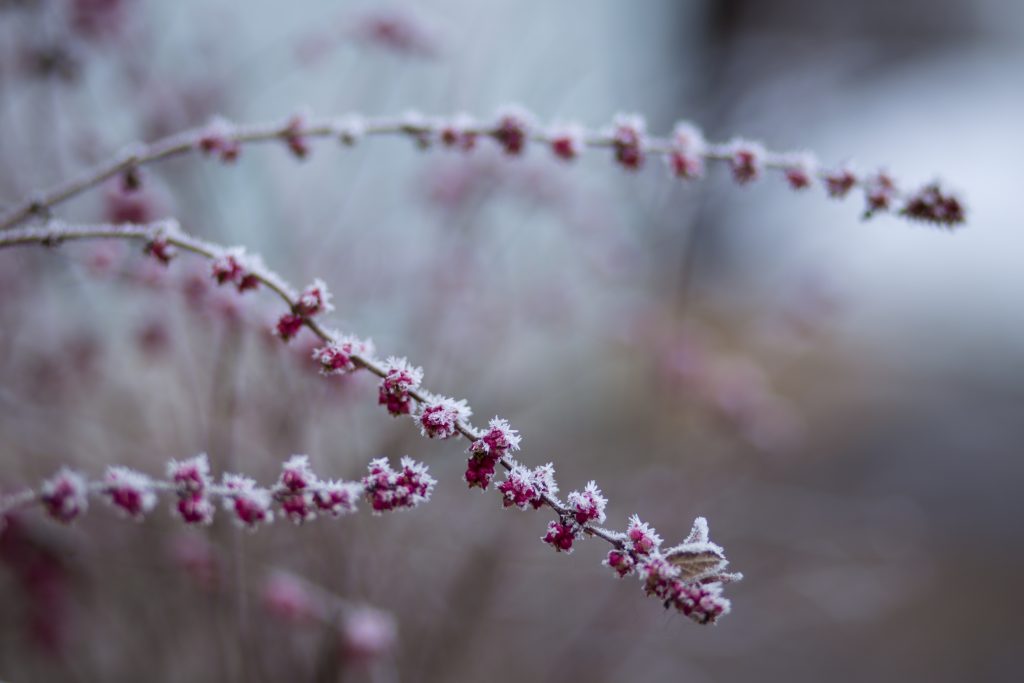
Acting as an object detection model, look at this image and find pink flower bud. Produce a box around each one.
[566,481,607,525]
[103,466,156,520]
[39,468,89,524]
[197,117,240,163]
[824,167,857,198]
[313,480,361,516]
[604,549,636,577]
[727,140,765,184]
[549,124,584,161]
[144,237,176,264]
[668,580,731,624]
[439,114,478,151]
[542,520,578,553]
[312,335,373,376]
[175,494,215,525]
[492,105,534,156]
[378,357,423,416]
[626,514,662,555]
[900,182,965,227]
[167,454,210,494]
[782,152,817,190]
[283,113,311,159]
[222,474,273,529]
[864,171,897,218]
[668,121,705,179]
[418,395,471,439]
[610,114,646,170]
[274,313,304,341]
[361,457,436,513]
[295,279,333,317]
[211,248,260,292]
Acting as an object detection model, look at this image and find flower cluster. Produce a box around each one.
[465,417,521,489]
[22,454,432,530]
[312,335,375,375]
[603,516,739,625]
[418,395,472,439]
[276,279,334,341]
[491,105,534,156]
[210,247,262,292]
[378,357,424,416]
[361,457,436,513]
[609,114,646,170]
[539,481,608,554]
[497,462,558,510]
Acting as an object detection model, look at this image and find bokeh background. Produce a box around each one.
[1,0,1022,681]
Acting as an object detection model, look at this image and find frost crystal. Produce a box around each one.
[567,481,607,525]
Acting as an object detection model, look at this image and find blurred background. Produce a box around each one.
[0,0,1022,681]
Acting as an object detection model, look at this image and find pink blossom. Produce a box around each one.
[782,152,817,190]
[626,514,662,555]
[727,139,766,184]
[143,236,176,264]
[549,124,585,161]
[313,480,361,516]
[274,455,318,524]
[542,520,577,553]
[901,183,965,226]
[465,417,521,489]
[175,495,215,525]
[312,335,374,376]
[295,279,333,317]
[825,167,857,198]
[864,171,897,217]
[222,474,273,529]
[167,454,211,494]
[211,248,260,292]
[361,457,436,513]
[39,469,89,524]
[418,395,471,439]
[566,481,607,525]
[668,121,705,179]
[492,105,534,156]
[610,114,646,170]
[103,467,157,520]
[378,357,424,416]
[498,462,557,510]
[274,313,304,341]
[668,580,731,624]
[604,549,636,577]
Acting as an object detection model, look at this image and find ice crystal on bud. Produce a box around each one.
[362,457,436,513]
[211,247,261,292]
[222,474,274,529]
[175,495,215,525]
[825,166,858,198]
[610,113,647,170]
[40,468,89,523]
[549,123,585,161]
[274,455,318,524]
[498,462,557,509]
[167,454,210,493]
[198,117,241,162]
[465,417,521,490]
[605,549,636,577]
[727,139,766,184]
[668,121,705,179]
[668,580,731,625]
[639,555,681,600]
[492,105,534,156]
[782,152,817,190]
[103,466,156,520]
[864,171,897,218]
[626,514,662,555]
[542,520,578,553]
[567,481,607,525]
[378,357,423,416]
[313,480,361,516]
[144,236,176,264]
[901,183,965,227]
[312,335,373,375]
[295,279,333,317]
[418,395,471,439]
[274,313,304,341]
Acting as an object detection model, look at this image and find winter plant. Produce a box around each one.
[0,102,966,641]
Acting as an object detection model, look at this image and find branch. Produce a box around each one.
[0,108,966,232]
[0,218,741,624]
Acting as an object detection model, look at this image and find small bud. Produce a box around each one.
[824,166,857,198]
[668,121,705,179]
[40,468,89,523]
[312,335,374,376]
[727,139,765,184]
[103,466,157,520]
[274,313,304,341]
[566,481,607,525]
[542,520,577,553]
[781,152,817,190]
[549,123,585,161]
[492,105,534,156]
[295,279,333,317]
[610,114,646,170]
[223,474,274,529]
[901,183,965,227]
[418,395,472,439]
[378,357,424,416]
